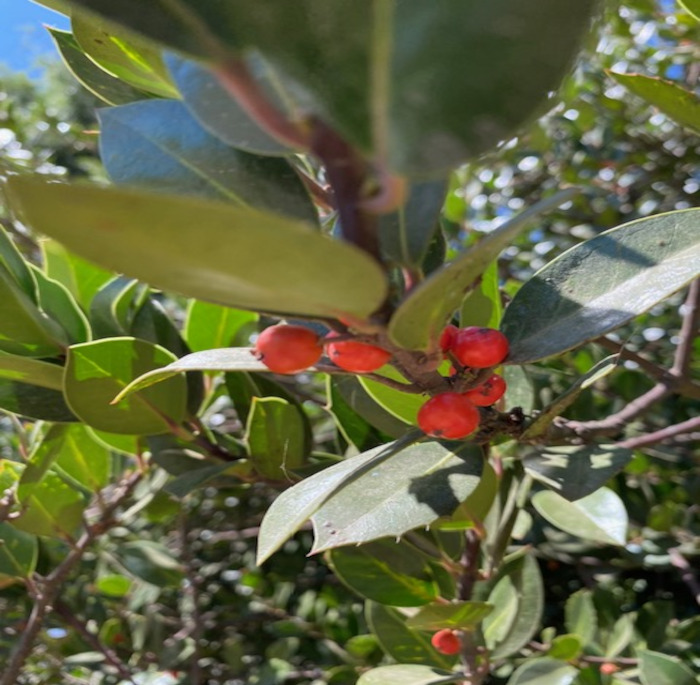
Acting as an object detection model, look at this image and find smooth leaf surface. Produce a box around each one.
[679,0,700,19]
[460,260,503,329]
[358,665,461,685]
[506,658,578,685]
[117,541,184,587]
[256,436,421,564]
[328,539,439,607]
[639,650,697,685]
[405,601,493,631]
[443,461,498,530]
[565,590,597,646]
[389,188,579,351]
[524,445,633,501]
[532,487,628,546]
[0,523,38,579]
[503,365,535,414]
[0,225,37,299]
[310,442,483,552]
[0,354,64,391]
[165,53,292,156]
[359,365,424,425]
[246,397,309,479]
[547,635,583,661]
[7,177,388,320]
[65,337,187,435]
[0,378,76,422]
[501,208,700,363]
[184,301,257,352]
[98,100,318,221]
[609,72,700,132]
[366,602,456,669]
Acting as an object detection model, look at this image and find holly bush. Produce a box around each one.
[0,1,699,684]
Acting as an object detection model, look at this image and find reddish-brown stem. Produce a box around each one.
[618,416,700,450]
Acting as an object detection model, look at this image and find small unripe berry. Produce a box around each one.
[325,334,391,373]
[599,663,619,675]
[463,373,507,407]
[254,324,323,374]
[431,629,461,655]
[452,327,509,368]
[439,324,459,353]
[417,392,480,440]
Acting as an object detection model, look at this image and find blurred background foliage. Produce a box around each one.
[0,0,698,683]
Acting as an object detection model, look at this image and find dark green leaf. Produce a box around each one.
[0,378,76,422]
[506,658,578,685]
[565,590,597,646]
[89,277,145,339]
[225,371,299,426]
[609,73,700,132]
[389,189,579,351]
[405,601,494,631]
[443,461,497,530]
[679,0,700,20]
[64,337,188,435]
[501,209,700,364]
[0,523,38,579]
[245,397,309,479]
[310,442,483,552]
[532,488,628,546]
[357,665,461,685]
[7,177,388,320]
[524,445,633,501]
[98,100,318,222]
[639,650,697,685]
[165,53,292,156]
[366,602,456,669]
[0,225,37,299]
[328,539,439,607]
[117,540,184,587]
[165,463,235,499]
[184,300,257,352]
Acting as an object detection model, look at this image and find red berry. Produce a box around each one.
[431,629,461,655]
[463,373,507,407]
[325,334,391,373]
[600,663,619,675]
[452,327,509,368]
[417,392,480,440]
[439,324,459,353]
[254,324,323,374]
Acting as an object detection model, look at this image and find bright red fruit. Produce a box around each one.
[325,334,391,373]
[431,628,461,655]
[452,327,509,368]
[417,392,480,439]
[439,324,459,353]
[254,325,323,374]
[463,373,507,406]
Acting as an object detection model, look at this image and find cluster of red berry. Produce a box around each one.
[253,322,509,441]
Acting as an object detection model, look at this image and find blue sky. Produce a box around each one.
[0,0,69,75]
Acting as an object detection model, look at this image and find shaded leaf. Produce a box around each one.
[501,209,700,364]
[328,539,439,607]
[358,665,460,685]
[0,378,76,423]
[442,461,498,530]
[639,650,697,685]
[503,365,535,414]
[565,590,597,647]
[0,523,38,579]
[359,365,424,425]
[64,337,187,435]
[405,601,494,631]
[98,99,318,221]
[506,658,578,685]
[117,540,184,587]
[524,445,633,501]
[0,224,37,299]
[0,353,64,391]
[460,260,503,329]
[389,188,579,351]
[532,487,628,546]
[7,177,388,320]
[165,463,235,499]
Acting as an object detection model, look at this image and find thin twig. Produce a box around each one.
[618,416,700,450]
[671,278,700,378]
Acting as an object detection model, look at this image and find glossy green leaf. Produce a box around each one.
[406,601,493,631]
[0,353,64,391]
[501,209,700,364]
[609,72,700,133]
[521,356,619,439]
[359,366,424,425]
[310,442,482,552]
[328,539,439,607]
[42,239,114,312]
[72,13,177,98]
[532,487,628,546]
[0,378,76,422]
[7,177,388,320]
[184,301,257,352]
[679,0,700,20]
[389,188,579,351]
[639,650,697,685]
[547,634,583,661]
[114,347,267,403]
[565,590,597,646]
[366,602,456,669]
[98,100,318,222]
[246,397,309,479]
[49,28,149,105]
[524,445,633,501]
[89,277,146,339]
[0,265,68,357]
[31,266,91,345]
[226,371,299,426]
[64,337,187,435]
[0,225,37,299]
[358,665,461,685]
[484,555,544,659]
[256,435,421,564]
[506,658,578,685]
[0,523,38,579]
[459,261,503,329]
[165,53,292,156]
[117,540,184,587]
[379,181,447,268]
